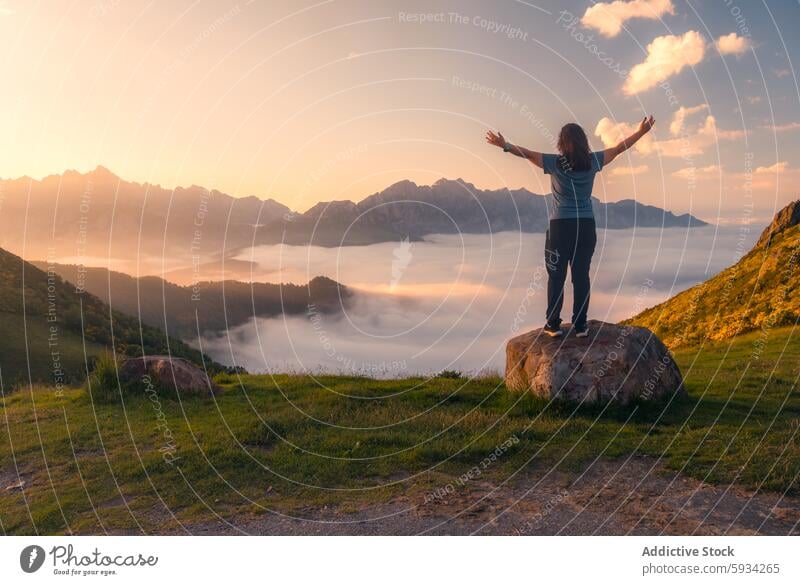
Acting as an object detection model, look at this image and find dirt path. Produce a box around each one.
[183,457,800,535]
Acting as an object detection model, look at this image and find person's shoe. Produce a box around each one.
[573,323,589,338]
[543,323,563,337]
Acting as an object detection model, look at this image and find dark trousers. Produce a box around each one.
[544,218,596,328]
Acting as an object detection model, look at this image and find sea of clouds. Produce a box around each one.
[199,225,758,377]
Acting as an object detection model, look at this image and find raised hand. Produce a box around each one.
[638,115,655,134]
[603,115,656,165]
[486,130,507,149]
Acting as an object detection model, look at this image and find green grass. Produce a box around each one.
[1,326,798,535]
[0,312,106,387]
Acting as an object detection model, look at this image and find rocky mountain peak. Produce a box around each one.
[756,199,800,248]
[303,199,359,221]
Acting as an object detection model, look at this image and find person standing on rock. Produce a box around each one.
[487,116,655,337]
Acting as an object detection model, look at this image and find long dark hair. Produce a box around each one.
[557,123,592,172]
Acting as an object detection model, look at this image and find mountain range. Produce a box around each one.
[0,168,707,264]
[267,178,707,247]
[33,262,350,340]
[0,166,290,265]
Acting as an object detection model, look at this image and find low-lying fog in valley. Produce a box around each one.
[198,226,758,377]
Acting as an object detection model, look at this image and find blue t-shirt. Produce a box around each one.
[542,151,604,220]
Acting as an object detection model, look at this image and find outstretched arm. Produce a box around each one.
[603,115,655,166]
[486,130,543,169]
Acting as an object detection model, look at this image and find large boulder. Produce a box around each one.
[505,320,683,404]
[119,355,220,397]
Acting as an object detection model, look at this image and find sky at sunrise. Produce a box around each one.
[0,0,798,223]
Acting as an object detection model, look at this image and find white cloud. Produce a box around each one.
[669,104,708,135]
[760,121,800,132]
[655,115,744,156]
[668,160,796,196]
[672,165,722,180]
[746,161,797,191]
[727,161,799,192]
[581,0,674,38]
[715,32,751,56]
[623,31,706,95]
[596,107,744,158]
[609,164,649,177]
[773,68,791,78]
[755,161,789,174]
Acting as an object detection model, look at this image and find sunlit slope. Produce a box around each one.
[626,201,800,348]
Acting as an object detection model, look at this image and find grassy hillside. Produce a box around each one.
[0,247,217,387]
[0,312,107,386]
[1,325,797,535]
[626,208,800,348]
[34,262,350,340]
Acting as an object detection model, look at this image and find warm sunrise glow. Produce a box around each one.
[0,1,795,221]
